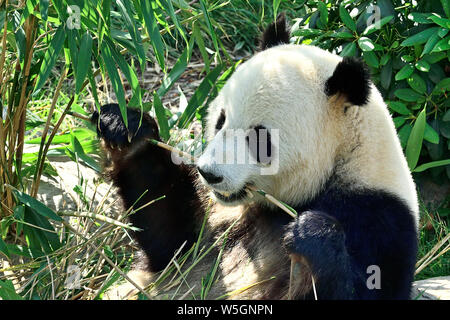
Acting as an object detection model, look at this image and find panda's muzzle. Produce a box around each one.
[213,188,248,203]
[197,167,223,184]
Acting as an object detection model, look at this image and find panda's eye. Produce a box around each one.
[246,125,272,164]
[215,109,226,132]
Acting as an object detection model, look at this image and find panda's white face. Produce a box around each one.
[197,45,343,206]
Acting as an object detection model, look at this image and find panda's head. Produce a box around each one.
[196,15,413,210]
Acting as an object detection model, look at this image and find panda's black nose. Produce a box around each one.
[197,167,223,184]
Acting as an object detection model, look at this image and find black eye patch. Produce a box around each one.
[215,109,226,131]
[246,125,272,164]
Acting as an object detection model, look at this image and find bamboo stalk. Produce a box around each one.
[147,139,298,218]
[31,95,75,197]
[31,68,68,197]
[58,211,141,231]
[68,112,298,219]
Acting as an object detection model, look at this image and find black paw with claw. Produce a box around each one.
[284,211,348,273]
[91,103,160,148]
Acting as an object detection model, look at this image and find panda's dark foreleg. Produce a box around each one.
[284,211,360,299]
[92,104,202,272]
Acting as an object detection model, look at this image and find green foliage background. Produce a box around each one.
[0,0,448,299]
[290,0,450,185]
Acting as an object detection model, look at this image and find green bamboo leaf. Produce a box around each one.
[292,29,322,37]
[394,88,423,102]
[34,25,66,94]
[116,0,146,69]
[428,14,450,28]
[317,1,328,27]
[387,101,411,115]
[200,0,220,59]
[398,123,412,148]
[106,38,142,106]
[178,64,225,128]
[363,15,393,35]
[400,27,440,46]
[39,0,49,21]
[193,22,210,71]
[431,36,450,52]
[408,12,433,24]
[393,117,406,128]
[160,0,187,43]
[0,280,23,300]
[406,107,426,170]
[157,36,195,98]
[413,159,450,172]
[424,123,440,144]
[358,37,375,51]
[432,77,450,94]
[0,237,9,258]
[438,28,448,38]
[339,5,356,32]
[422,32,441,56]
[380,59,392,89]
[139,0,165,71]
[407,73,427,94]
[395,64,414,80]
[70,135,101,173]
[415,60,430,72]
[444,109,450,121]
[330,31,354,39]
[88,67,101,110]
[24,207,61,252]
[10,187,62,222]
[153,92,170,142]
[441,0,450,18]
[100,44,128,128]
[340,42,356,57]
[75,32,93,94]
[273,0,281,21]
[362,51,379,68]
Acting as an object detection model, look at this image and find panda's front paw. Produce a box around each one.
[283,211,347,271]
[91,103,160,149]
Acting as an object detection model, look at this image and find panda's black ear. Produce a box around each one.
[325,57,371,106]
[261,13,290,50]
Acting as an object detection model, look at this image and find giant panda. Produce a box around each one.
[92,15,419,300]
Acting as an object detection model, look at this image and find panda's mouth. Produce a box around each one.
[213,187,249,203]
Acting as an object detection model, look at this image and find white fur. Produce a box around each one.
[199,44,418,224]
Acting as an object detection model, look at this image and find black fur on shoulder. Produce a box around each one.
[325,57,371,106]
[261,13,290,50]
